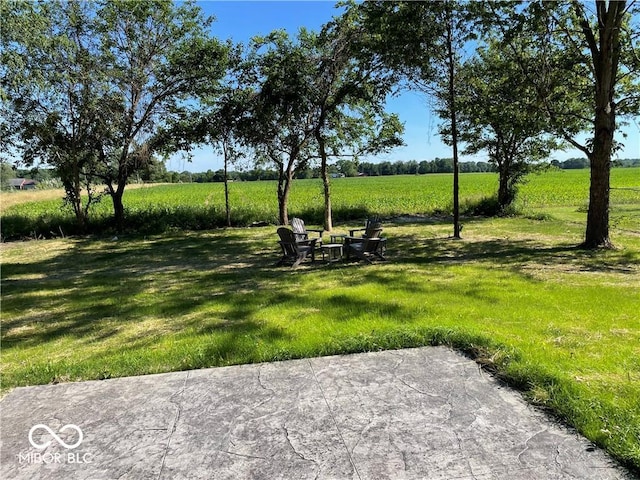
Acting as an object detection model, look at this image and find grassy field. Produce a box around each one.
[1,168,639,239]
[1,169,640,471]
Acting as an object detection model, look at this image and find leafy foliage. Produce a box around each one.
[455,41,561,211]
[482,1,640,247]
[239,24,403,227]
[1,0,228,231]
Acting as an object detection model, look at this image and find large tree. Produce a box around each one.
[310,12,404,230]
[241,30,318,226]
[242,25,403,228]
[456,41,561,212]
[487,1,640,248]
[352,0,473,238]
[1,1,110,229]
[2,0,228,231]
[94,0,227,230]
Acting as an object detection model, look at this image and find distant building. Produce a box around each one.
[10,178,38,190]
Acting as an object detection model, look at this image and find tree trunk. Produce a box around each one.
[71,181,87,232]
[223,143,231,227]
[62,162,87,232]
[584,150,611,248]
[111,182,126,232]
[277,167,292,226]
[497,157,518,212]
[579,0,622,249]
[321,163,333,233]
[446,9,461,239]
[69,195,87,232]
[584,105,614,248]
[497,168,510,212]
[277,180,286,226]
[316,128,333,232]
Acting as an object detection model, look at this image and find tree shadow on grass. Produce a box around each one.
[391,232,639,276]
[2,228,433,388]
[0,230,288,349]
[3,224,638,390]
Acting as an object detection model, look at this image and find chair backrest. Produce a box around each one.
[277,227,298,255]
[365,216,381,227]
[277,226,296,243]
[290,217,308,242]
[364,221,383,239]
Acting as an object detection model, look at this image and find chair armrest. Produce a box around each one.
[306,228,324,238]
[296,238,318,247]
[344,236,365,245]
[349,228,366,236]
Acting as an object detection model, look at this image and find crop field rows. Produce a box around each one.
[1,168,639,240]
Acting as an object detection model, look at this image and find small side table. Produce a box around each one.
[321,243,343,263]
[330,233,347,244]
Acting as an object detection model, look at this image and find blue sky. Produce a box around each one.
[168,0,640,173]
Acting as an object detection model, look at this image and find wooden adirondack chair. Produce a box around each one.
[349,216,382,238]
[276,227,317,267]
[345,218,386,263]
[290,217,324,244]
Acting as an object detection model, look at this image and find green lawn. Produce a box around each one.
[1,213,639,472]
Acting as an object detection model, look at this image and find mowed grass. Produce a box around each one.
[1,213,640,471]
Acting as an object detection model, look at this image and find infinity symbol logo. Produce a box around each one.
[28,424,84,450]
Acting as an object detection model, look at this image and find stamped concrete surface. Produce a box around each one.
[0,347,633,479]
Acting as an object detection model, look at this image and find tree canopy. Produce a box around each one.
[2,0,638,246]
[1,0,228,230]
[484,0,640,247]
[456,40,561,211]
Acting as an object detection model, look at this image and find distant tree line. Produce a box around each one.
[3,157,637,190]
[136,157,640,184]
[551,158,640,169]
[357,159,494,176]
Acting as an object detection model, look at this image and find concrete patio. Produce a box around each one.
[0,347,633,479]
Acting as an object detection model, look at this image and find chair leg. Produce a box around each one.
[374,246,386,260]
[292,252,306,268]
[359,252,373,264]
[349,246,372,264]
[376,240,387,260]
